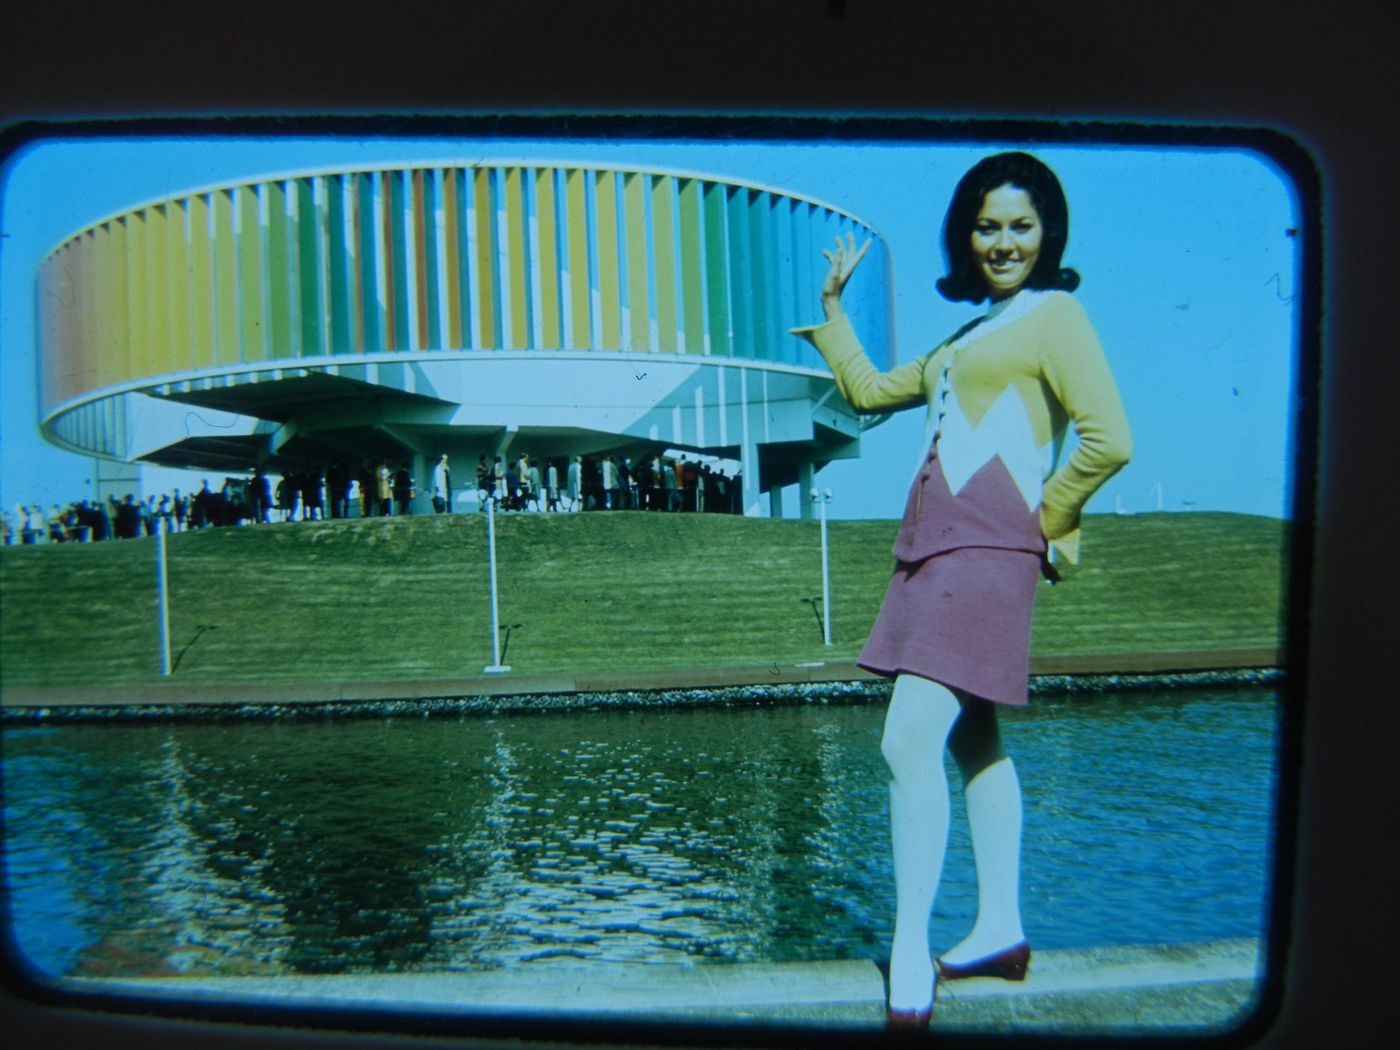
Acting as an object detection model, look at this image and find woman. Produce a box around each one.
[792,152,1132,1028]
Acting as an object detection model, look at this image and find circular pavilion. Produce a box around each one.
[37,160,894,516]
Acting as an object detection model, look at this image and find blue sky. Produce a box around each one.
[0,133,1302,520]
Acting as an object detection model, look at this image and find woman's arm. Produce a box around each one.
[791,234,929,413]
[1036,294,1133,560]
[792,315,931,412]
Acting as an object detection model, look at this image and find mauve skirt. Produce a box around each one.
[858,546,1043,706]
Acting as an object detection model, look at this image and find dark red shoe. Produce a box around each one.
[935,941,1031,981]
[885,975,936,1031]
[885,1003,932,1031]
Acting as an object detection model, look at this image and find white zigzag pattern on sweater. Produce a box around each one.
[936,384,1053,511]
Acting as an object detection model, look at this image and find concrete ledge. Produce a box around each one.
[1,650,1281,711]
[66,939,1265,1033]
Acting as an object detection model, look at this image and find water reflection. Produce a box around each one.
[2,689,1279,978]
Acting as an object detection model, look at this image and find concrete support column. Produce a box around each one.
[410,452,428,515]
[94,456,143,504]
[494,426,519,463]
[490,426,519,508]
[797,462,816,520]
[769,485,784,520]
[740,441,760,516]
[739,371,761,517]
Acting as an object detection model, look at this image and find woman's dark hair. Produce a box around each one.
[935,152,1080,304]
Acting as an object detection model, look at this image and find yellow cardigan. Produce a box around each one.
[793,290,1131,567]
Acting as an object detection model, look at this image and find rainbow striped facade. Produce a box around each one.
[36,162,892,510]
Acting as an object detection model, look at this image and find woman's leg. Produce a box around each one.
[882,673,962,1010]
[941,696,1026,963]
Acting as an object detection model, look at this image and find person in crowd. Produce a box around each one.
[633,457,652,511]
[521,458,534,510]
[503,459,520,512]
[218,481,232,523]
[359,462,376,518]
[545,459,561,512]
[301,469,325,521]
[432,454,452,514]
[172,489,187,532]
[601,453,619,510]
[112,495,139,538]
[328,460,351,520]
[493,457,507,509]
[377,461,394,517]
[476,455,494,508]
[393,461,414,515]
[673,455,689,511]
[664,459,681,512]
[620,456,635,510]
[188,481,208,529]
[250,467,271,524]
[76,500,97,540]
[791,153,1131,1028]
[526,456,543,512]
[20,506,40,542]
[519,453,537,510]
[567,456,582,512]
[276,473,297,522]
[687,457,704,512]
[80,498,102,537]
[574,456,589,510]
[94,497,113,538]
[219,479,240,524]
[647,455,663,511]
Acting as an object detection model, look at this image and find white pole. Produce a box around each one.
[156,518,172,677]
[483,496,510,674]
[814,487,832,647]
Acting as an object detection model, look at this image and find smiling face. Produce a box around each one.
[970,183,1044,300]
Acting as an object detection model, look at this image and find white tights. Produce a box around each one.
[881,673,1025,1009]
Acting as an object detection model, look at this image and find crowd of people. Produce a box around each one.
[2,451,747,545]
[474,452,745,515]
[6,492,187,545]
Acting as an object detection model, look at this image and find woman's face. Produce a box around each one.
[970,183,1043,300]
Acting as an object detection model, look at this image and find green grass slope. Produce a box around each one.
[0,511,1286,688]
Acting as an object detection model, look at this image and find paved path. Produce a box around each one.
[73,939,1264,1034]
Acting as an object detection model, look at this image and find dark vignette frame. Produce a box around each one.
[0,112,1321,1050]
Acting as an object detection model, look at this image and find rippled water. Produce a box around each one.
[2,688,1280,978]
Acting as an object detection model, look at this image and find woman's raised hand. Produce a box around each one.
[820,233,872,321]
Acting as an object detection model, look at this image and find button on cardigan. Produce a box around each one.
[792,290,1131,568]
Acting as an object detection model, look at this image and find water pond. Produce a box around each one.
[2,686,1280,978]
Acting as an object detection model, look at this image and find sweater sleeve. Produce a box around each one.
[1036,294,1133,562]
[790,315,930,413]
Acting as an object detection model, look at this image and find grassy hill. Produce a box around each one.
[0,511,1287,688]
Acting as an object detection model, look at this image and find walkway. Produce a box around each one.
[71,939,1265,1034]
